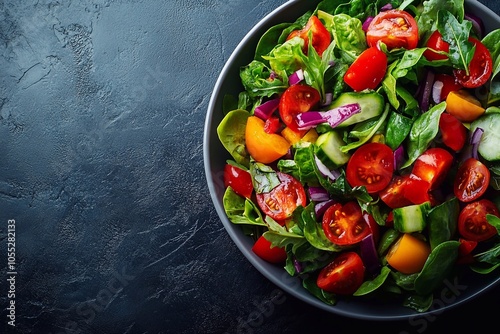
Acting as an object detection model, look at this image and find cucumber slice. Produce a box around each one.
[329,91,385,127]
[315,130,350,168]
[471,112,500,161]
[393,202,431,233]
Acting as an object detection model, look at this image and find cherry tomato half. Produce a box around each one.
[458,199,499,242]
[423,30,449,61]
[322,201,372,246]
[366,9,419,50]
[287,15,331,56]
[346,142,394,193]
[439,112,467,152]
[344,46,387,92]
[454,158,490,203]
[252,235,287,264]
[379,175,413,209]
[279,84,320,133]
[410,147,454,190]
[224,164,253,198]
[256,172,307,221]
[316,252,365,295]
[453,37,493,88]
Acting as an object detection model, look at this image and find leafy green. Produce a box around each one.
[318,11,367,63]
[216,109,250,167]
[416,0,464,42]
[240,60,287,99]
[482,29,500,105]
[250,161,280,194]
[437,10,474,74]
[401,102,447,169]
[222,187,266,227]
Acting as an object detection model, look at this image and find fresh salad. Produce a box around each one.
[216,0,500,312]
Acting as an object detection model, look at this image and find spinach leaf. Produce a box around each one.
[427,197,459,250]
[414,240,460,295]
[416,0,464,42]
[353,266,391,296]
[385,111,413,150]
[482,29,500,105]
[255,23,292,63]
[401,102,446,169]
[437,10,474,74]
[250,161,280,194]
[301,203,343,252]
[222,187,266,227]
[302,275,337,305]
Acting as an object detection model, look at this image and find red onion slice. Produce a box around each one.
[254,98,280,120]
[288,69,304,86]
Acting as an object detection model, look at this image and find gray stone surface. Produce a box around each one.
[1,0,499,333]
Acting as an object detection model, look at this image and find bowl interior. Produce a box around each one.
[204,0,500,320]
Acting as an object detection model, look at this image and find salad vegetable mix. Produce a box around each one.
[216,0,500,311]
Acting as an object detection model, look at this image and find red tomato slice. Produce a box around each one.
[252,235,287,264]
[287,15,331,56]
[410,148,453,190]
[344,46,387,92]
[316,252,365,295]
[346,142,394,194]
[434,73,463,101]
[256,172,307,221]
[322,201,372,246]
[402,175,433,205]
[453,37,493,88]
[458,199,499,242]
[379,175,413,209]
[457,238,478,265]
[279,84,320,133]
[454,158,490,203]
[224,164,253,199]
[439,112,467,152]
[366,9,419,50]
[423,30,449,61]
[264,116,281,134]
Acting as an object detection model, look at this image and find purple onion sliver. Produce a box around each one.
[393,145,405,170]
[432,80,444,104]
[314,155,340,181]
[380,3,393,11]
[254,98,280,120]
[360,233,381,276]
[325,103,361,128]
[419,70,435,112]
[288,69,304,86]
[321,92,333,107]
[470,127,484,160]
[465,13,485,39]
[293,258,303,274]
[314,199,337,218]
[308,186,330,202]
[362,17,374,32]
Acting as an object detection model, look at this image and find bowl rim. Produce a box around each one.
[204,0,500,320]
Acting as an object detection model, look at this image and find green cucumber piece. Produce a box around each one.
[329,91,385,127]
[470,112,500,161]
[315,130,350,168]
[393,202,431,233]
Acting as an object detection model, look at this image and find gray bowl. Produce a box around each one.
[204,0,500,320]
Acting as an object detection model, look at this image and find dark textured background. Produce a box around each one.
[0,0,499,333]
